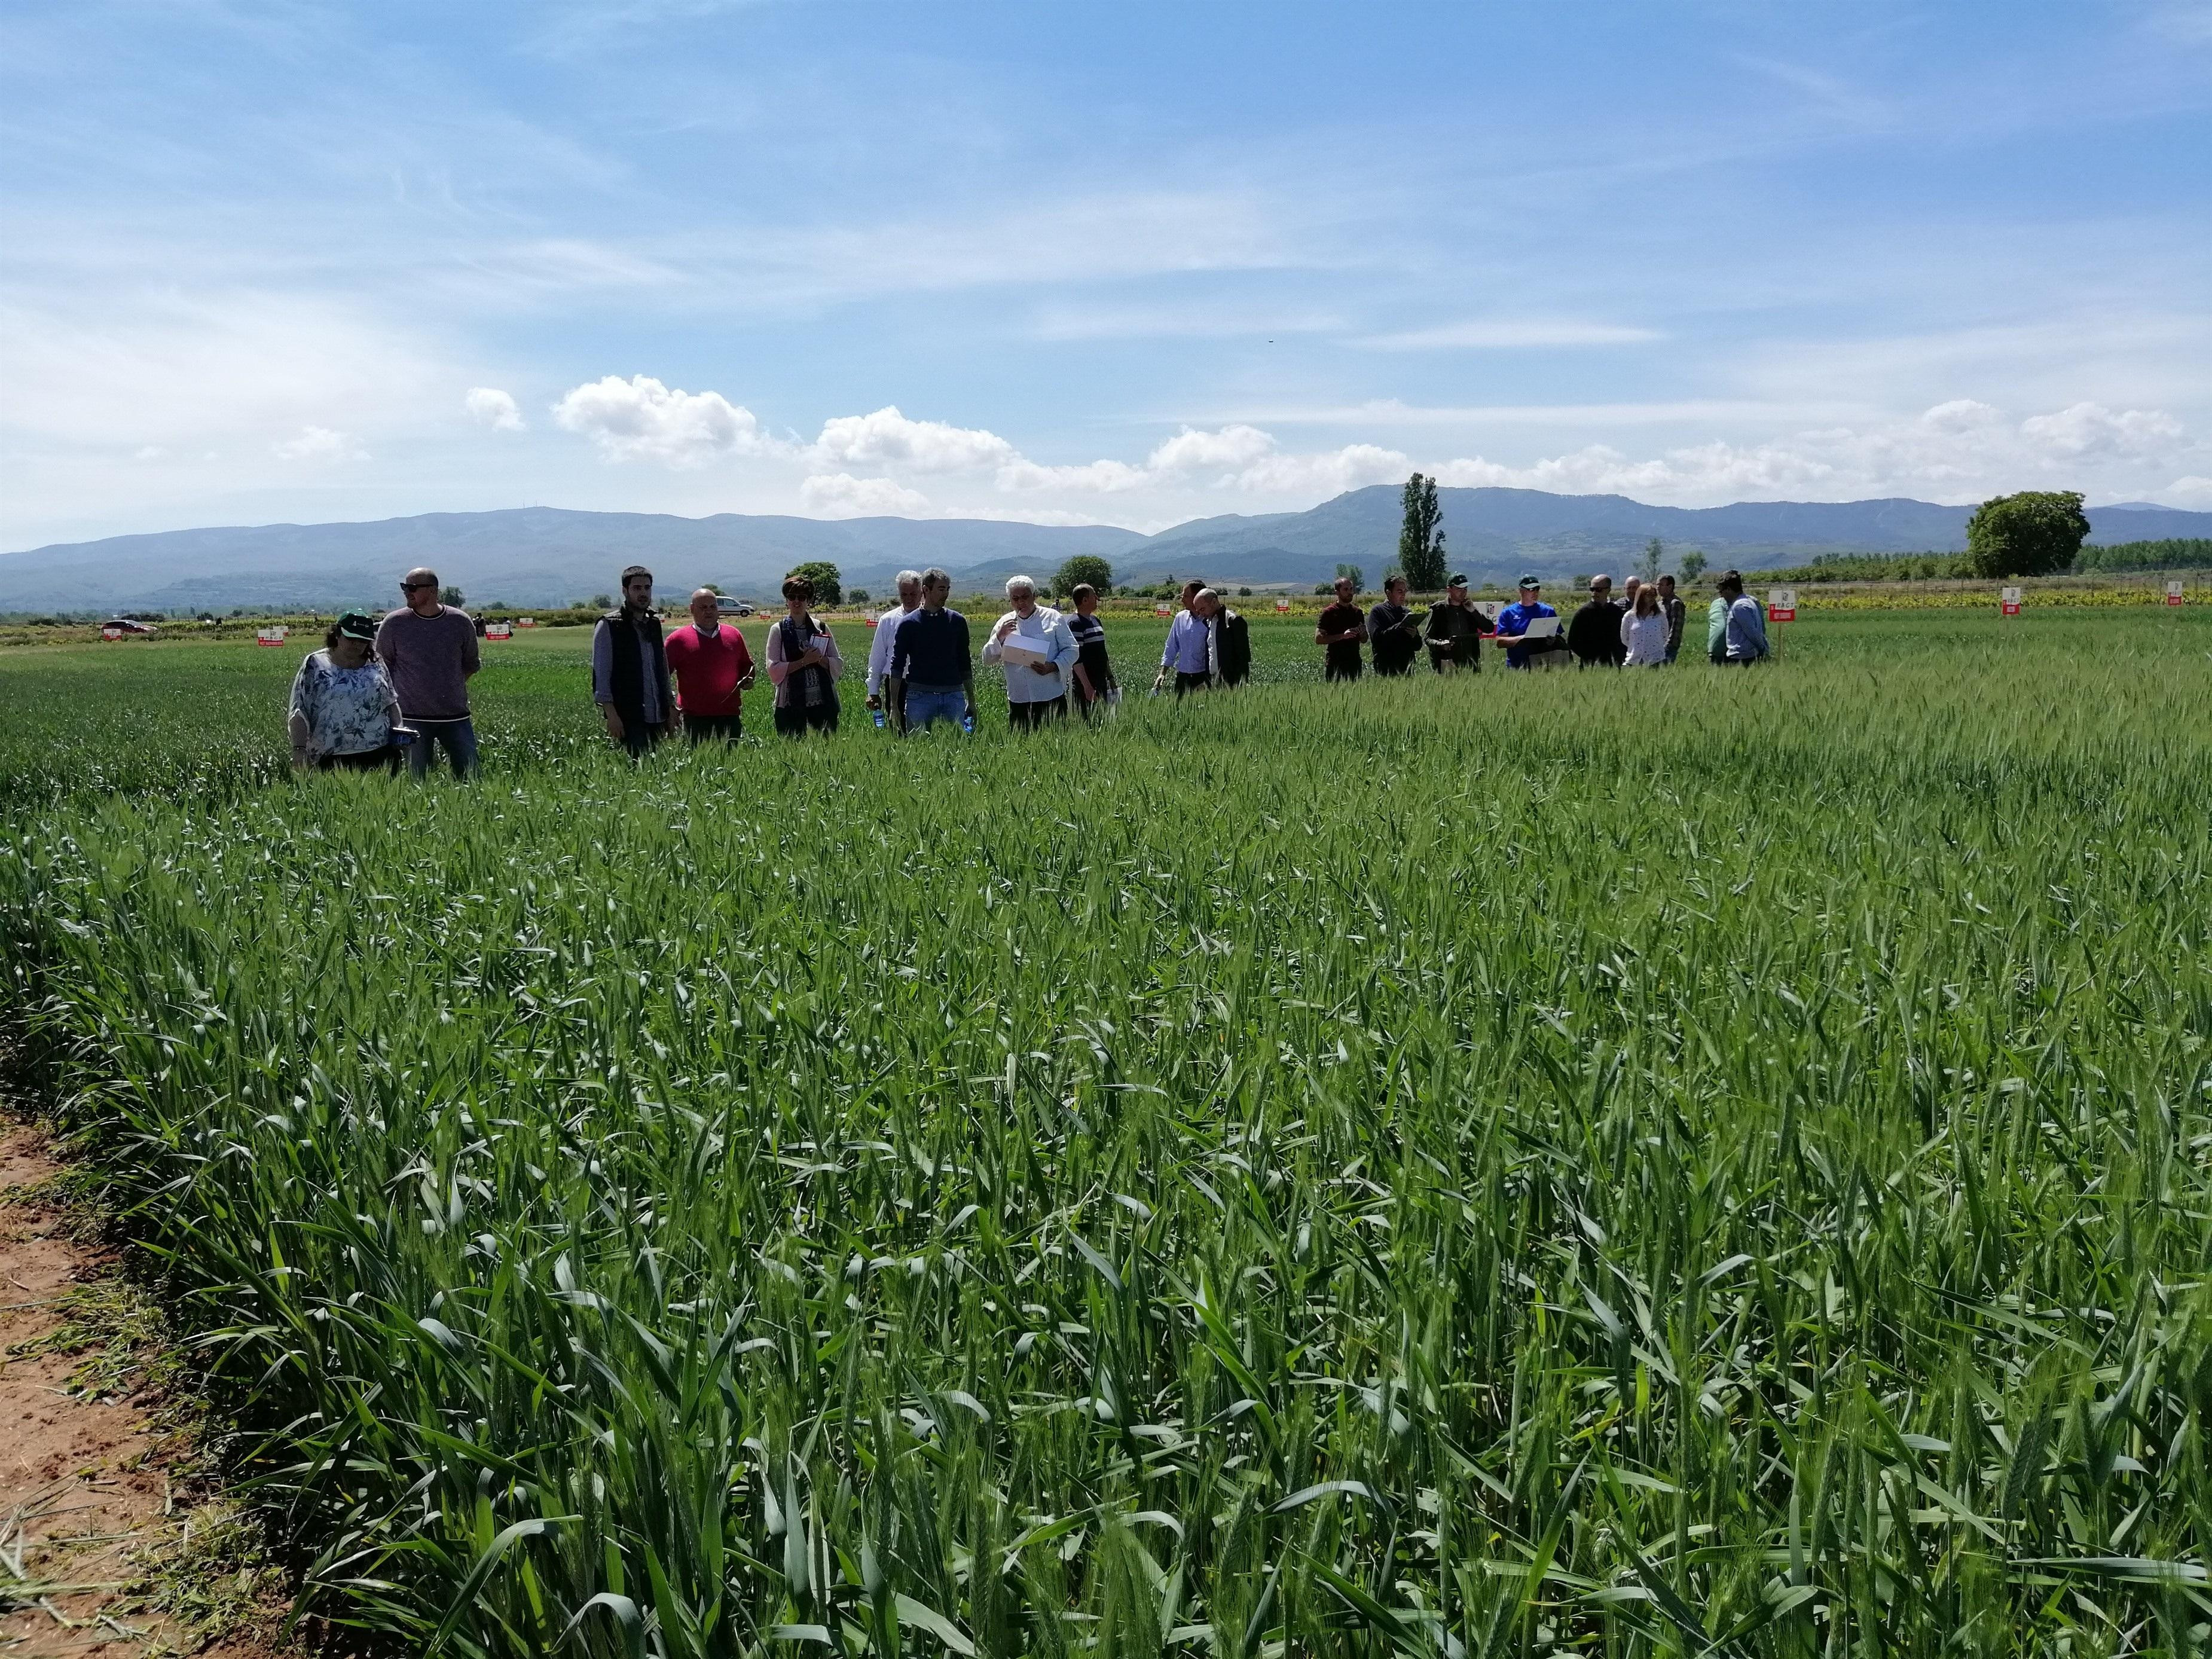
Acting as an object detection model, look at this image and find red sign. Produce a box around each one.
[485,623,512,641]
[1274,598,1291,612]
[862,616,878,627]
[255,627,287,647]
[2167,582,2184,607]
[1767,587,1797,623]
[2000,586,2022,617]
[100,627,124,641]
[517,616,536,627]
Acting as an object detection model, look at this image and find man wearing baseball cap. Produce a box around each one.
[1493,575,1563,670]
[1423,572,1493,673]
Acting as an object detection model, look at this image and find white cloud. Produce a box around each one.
[2019,401,2186,458]
[2159,476,2212,508]
[811,406,1016,472]
[1146,423,1278,473]
[465,387,525,432]
[800,472,931,517]
[1357,320,1665,350]
[1234,443,1411,496]
[1421,399,2201,505]
[273,425,368,462]
[551,374,777,468]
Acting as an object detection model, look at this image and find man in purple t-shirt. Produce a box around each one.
[374,567,481,778]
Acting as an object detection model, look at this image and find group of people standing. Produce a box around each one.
[1313,567,1771,677]
[284,558,1777,771]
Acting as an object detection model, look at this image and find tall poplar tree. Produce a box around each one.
[1398,474,1447,591]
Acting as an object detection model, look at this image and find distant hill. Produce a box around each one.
[4,492,2207,612]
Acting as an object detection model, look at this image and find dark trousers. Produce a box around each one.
[622,722,667,757]
[1325,660,1361,683]
[1429,648,1476,674]
[774,702,839,738]
[1009,696,1067,729]
[1172,671,1212,696]
[685,713,743,743]
[1373,656,1415,677]
[318,745,400,775]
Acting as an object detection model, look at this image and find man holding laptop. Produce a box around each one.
[1493,575,1566,670]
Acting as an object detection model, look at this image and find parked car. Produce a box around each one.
[103,616,158,634]
[714,596,756,617]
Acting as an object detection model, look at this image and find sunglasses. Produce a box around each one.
[402,581,435,591]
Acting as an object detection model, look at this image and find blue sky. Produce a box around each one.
[3,0,2208,549]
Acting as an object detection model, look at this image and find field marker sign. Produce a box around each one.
[517,616,536,628]
[2168,581,2185,607]
[100,625,124,641]
[1477,600,1503,622]
[485,622,512,640]
[1274,598,1291,612]
[2000,586,2022,616]
[1768,588,1798,622]
[1155,602,1172,615]
[255,626,288,647]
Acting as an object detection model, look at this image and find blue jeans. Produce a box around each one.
[407,717,478,779]
[903,686,967,732]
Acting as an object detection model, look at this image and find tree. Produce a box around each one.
[1963,490,2089,579]
[786,561,842,606]
[439,584,466,608]
[1398,473,1447,591]
[1054,554,1115,598]
[1335,561,1366,593]
[589,594,614,610]
[848,588,870,606]
[1639,537,1663,582]
[1678,549,1707,583]
[1237,586,1252,597]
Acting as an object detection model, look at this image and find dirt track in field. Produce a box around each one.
[0,1123,280,1657]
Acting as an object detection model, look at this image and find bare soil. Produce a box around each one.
[0,1123,283,1657]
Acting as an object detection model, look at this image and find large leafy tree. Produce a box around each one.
[1397,474,1447,592]
[1053,555,1114,598]
[785,561,843,606]
[1963,491,2089,579]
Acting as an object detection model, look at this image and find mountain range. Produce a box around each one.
[4,490,2206,613]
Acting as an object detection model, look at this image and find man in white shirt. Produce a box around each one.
[980,574,1079,729]
[865,569,924,727]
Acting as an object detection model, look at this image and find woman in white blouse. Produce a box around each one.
[288,612,404,772]
[1621,584,1670,668]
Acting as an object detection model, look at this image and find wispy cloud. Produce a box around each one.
[1354,320,1664,351]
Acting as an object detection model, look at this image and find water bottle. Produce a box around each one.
[961,711,975,735]
[870,705,886,729]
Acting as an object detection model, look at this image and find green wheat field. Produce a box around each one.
[1,609,2207,1657]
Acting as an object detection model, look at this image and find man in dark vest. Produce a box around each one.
[1202,589,1252,686]
[591,564,673,755]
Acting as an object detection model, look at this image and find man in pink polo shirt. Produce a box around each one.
[663,588,756,742]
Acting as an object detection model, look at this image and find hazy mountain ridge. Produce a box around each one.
[4,491,2206,612]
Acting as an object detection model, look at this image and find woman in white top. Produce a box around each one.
[765,575,844,737]
[1621,584,1670,668]
[288,612,404,771]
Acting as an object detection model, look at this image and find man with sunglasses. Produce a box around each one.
[375,567,480,777]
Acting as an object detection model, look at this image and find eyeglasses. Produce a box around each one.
[401,581,434,591]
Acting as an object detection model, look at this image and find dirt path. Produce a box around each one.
[0,1123,282,1657]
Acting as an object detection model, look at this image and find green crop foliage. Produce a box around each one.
[2,610,2208,1657]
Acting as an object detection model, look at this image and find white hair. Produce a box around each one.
[1005,575,1037,598]
[896,568,923,588]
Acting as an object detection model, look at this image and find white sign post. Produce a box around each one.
[1768,588,1797,622]
[2000,586,2022,617]
[2167,580,2184,609]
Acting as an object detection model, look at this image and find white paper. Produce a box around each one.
[1518,616,1562,639]
[1002,631,1053,665]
